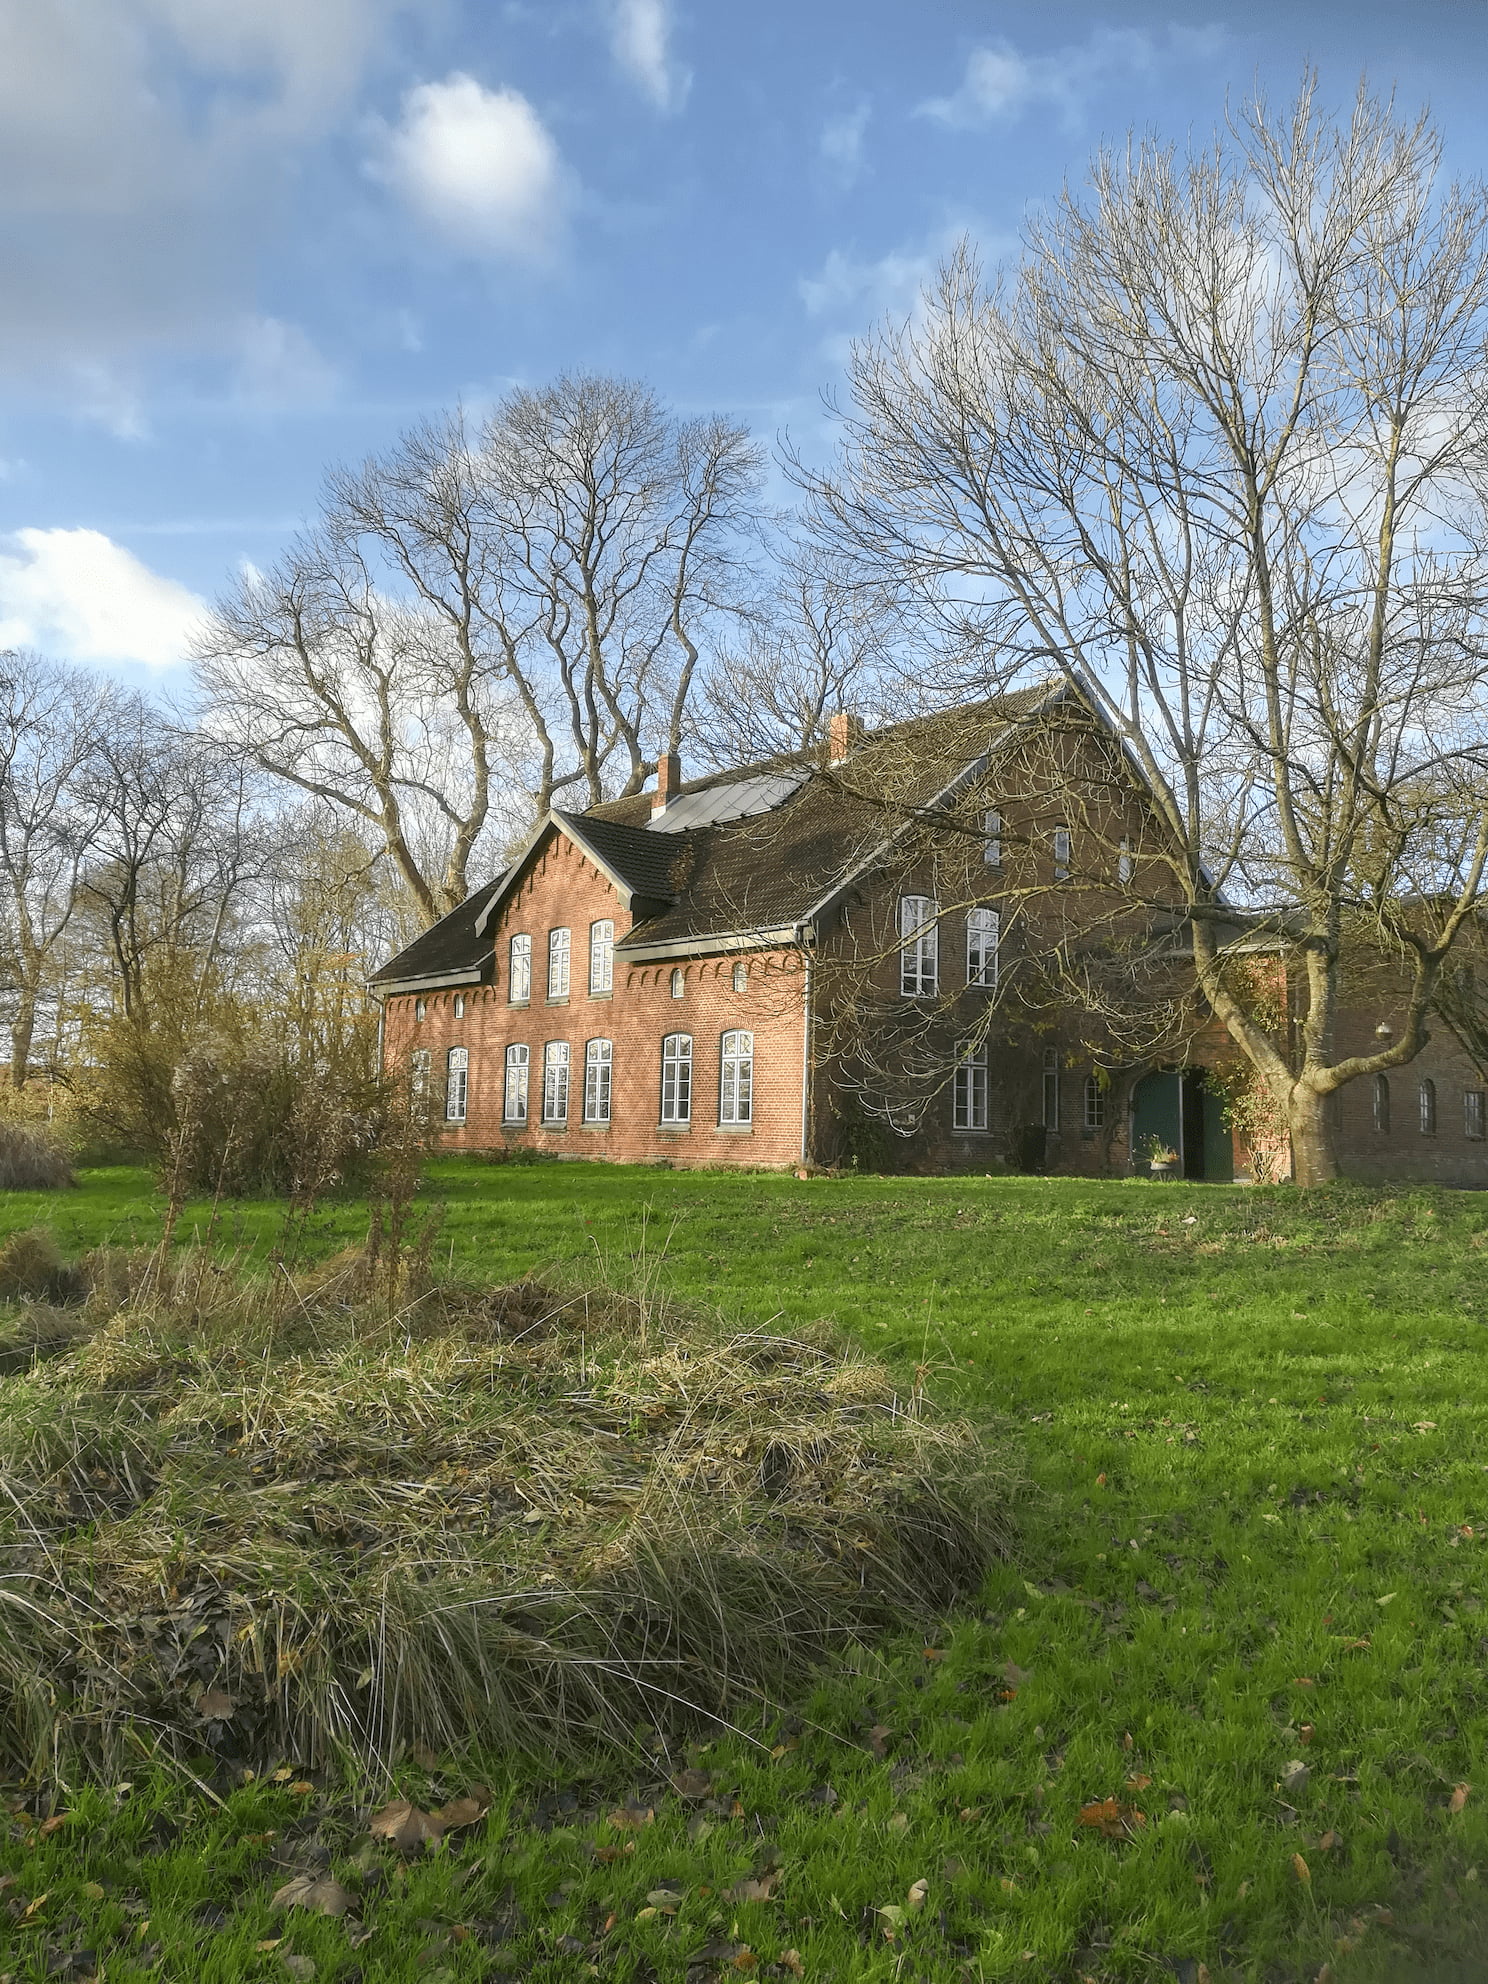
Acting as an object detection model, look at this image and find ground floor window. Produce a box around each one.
[1083,1073,1106,1131]
[584,1038,612,1122]
[953,1040,989,1130]
[543,1041,570,1124]
[1466,1089,1485,1140]
[1420,1078,1437,1135]
[661,1032,692,1123]
[445,1046,468,1123]
[410,1046,430,1102]
[1042,1048,1060,1131]
[503,1044,529,1123]
[720,1029,753,1124]
[1373,1074,1390,1134]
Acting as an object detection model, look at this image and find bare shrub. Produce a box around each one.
[0,1123,74,1192]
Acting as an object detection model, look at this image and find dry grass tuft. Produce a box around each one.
[0,1244,1015,1776]
[0,1123,75,1192]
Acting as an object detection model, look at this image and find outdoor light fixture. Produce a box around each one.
[1375,1022,1393,1038]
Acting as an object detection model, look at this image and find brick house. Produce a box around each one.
[372,688,1488,1184]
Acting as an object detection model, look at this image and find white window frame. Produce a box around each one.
[584,1038,612,1123]
[1053,825,1071,881]
[542,1040,570,1124]
[445,1046,468,1124]
[410,1046,430,1101]
[660,1032,693,1124]
[1420,1078,1437,1135]
[414,997,427,1023]
[982,809,1002,869]
[899,895,939,996]
[719,1029,753,1126]
[1466,1089,1485,1140]
[670,966,685,998]
[967,907,999,989]
[508,934,531,1004]
[732,961,749,993]
[1083,1073,1106,1131]
[453,994,465,1019]
[1118,838,1134,885]
[548,927,571,999]
[1042,1048,1061,1131]
[589,919,614,995]
[953,1040,989,1131]
[503,1043,529,1124]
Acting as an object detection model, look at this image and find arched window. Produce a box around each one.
[1084,1073,1106,1131]
[732,961,749,993]
[966,907,999,989]
[414,997,427,1022]
[589,920,614,995]
[409,1047,430,1100]
[445,1046,468,1123]
[508,933,531,1003]
[661,1033,692,1123]
[982,809,1002,869]
[1053,825,1071,881]
[548,927,571,999]
[670,966,685,998]
[584,1038,612,1123]
[953,1039,988,1130]
[1373,1074,1390,1134]
[453,994,466,1019]
[1419,1078,1437,1136]
[899,895,938,995]
[720,1030,753,1125]
[503,1044,529,1123]
[542,1041,570,1124]
[1042,1048,1061,1131]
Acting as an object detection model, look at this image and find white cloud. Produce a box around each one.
[800,244,939,327]
[608,0,689,113]
[922,25,1224,132]
[0,528,207,671]
[820,102,871,188]
[373,73,570,261]
[235,317,340,407]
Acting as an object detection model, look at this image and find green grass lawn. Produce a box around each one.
[3,1161,1488,1982]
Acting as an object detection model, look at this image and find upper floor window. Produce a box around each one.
[453,994,465,1019]
[1084,1073,1106,1131]
[584,1038,613,1123]
[503,1043,529,1124]
[410,1047,430,1101]
[1118,838,1134,885]
[1466,1089,1485,1140]
[670,967,685,999]
[414,997,427,1022]
[1042,1047,1061,1131]
[548,927,571,999]
[508,934,532,1003]
[445,1046,468,1124]
[1373,1074,1390,1134]
[661,1032,693,1124]
[1419,1078,1437,1136]
[982,810,1002,869]
[732,961,749,993]
[590,919,614,995]
[720,1030,753,1125]
[899,895,939,996]
[953,1040,988,1131]
[1053,825,1071,881]
[967,907,999,989]
[542,1040,570,1124]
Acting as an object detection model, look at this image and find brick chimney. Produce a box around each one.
[827,710,862,766]
[652,751,682,817]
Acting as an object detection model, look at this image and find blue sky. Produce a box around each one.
[1,0,1485,698]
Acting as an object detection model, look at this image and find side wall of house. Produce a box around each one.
[382,834,809,1170]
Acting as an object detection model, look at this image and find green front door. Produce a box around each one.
[1131,1071,1181,1172]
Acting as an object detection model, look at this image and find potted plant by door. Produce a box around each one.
[1143,1136,1179,1178]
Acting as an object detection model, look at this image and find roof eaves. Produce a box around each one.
[370,965,486,999]
[471,809,674,938]
[616,923,805,964]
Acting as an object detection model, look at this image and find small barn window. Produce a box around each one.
[589,920,614,995]
[953,1040,989,1130]
[453,994,465,1019]
[1118,838,1134,884]
[661,1033,692,1123]
[1042,1048,1061,1131]
[1053,825,1071,881]
[548,927,571,999]
[732,961,748,993]
[508,934,531,1003]
[1084,1074,1106,1131]
[720,1030,753,1125]
[899,895,938,996]
[1373,1074,1390,1134]
[966,907,999,989]
[414,998,426,1022]
[503,1043,529,1123]
[1465,1089,1485,1140]
[445,1046,468,1124]
[982,810,1002,869]
[584,1038,612,1123]
[542,1041,570,1124]
[1419,1078,1437,1136]
[670,967,685,998]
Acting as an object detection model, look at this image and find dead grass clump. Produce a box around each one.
[0,1250,1017,1777]
[0,1123,74,1192]
[0,1227,86,1305]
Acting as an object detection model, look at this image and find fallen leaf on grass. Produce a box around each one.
[82,1882,105,1902]
[254,1940,282,1953]
[1292,1852,1311,1885]
[593,1841,636,1865]
[1077,1798,1146,1839]
[865,1725,892,1759]
[781,1953,804,1979]
[20,1892,48,1921]
[730,1872,779,1903]
[1318,1831,1341,1852]
[282,1956,315,1981]
[37,1814,66,1838]
[1450,1783,1471,1814]
[368,1800,443,1854]
[1125,1774,1152,1791]
[1003,1660,1031,1686]
[434,1791,490,1831]
[289,1782,315,1797]
[195,1688,235,1721]
[1299,1724,1315,1745]
[644,1887,684,1914]
[1281,1761,1311,1794]
[906,1879,928,1911]
[1376,1592,1397,1607]
[921,1647,944,1663]
[270,1875,356,1919]
[887,1812,909,1835]
[605,1803,655,1831]
[670,1769,713,1799]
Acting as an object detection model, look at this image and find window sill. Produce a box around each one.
[587,988,613,1000]
[545,996,570,1006]
[580,1121,611,1132]
[656,1123,692,1134]
[540,1121,570,1132]
[508,999,530,1009]
[502,1118,528,1129]
[715,1123,753,1134]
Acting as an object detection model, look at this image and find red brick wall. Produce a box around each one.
[382,832,809,1169]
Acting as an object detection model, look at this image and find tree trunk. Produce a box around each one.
[1287,1083,1339,1186]
[9,990,34,1091]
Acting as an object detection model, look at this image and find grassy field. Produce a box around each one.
[2,1160,1488,1982]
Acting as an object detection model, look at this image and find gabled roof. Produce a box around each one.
[368,876,506,990]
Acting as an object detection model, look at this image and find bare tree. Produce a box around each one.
[195,376,764,921]
[793,80,1488,1183]
[0,652,113,1086]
